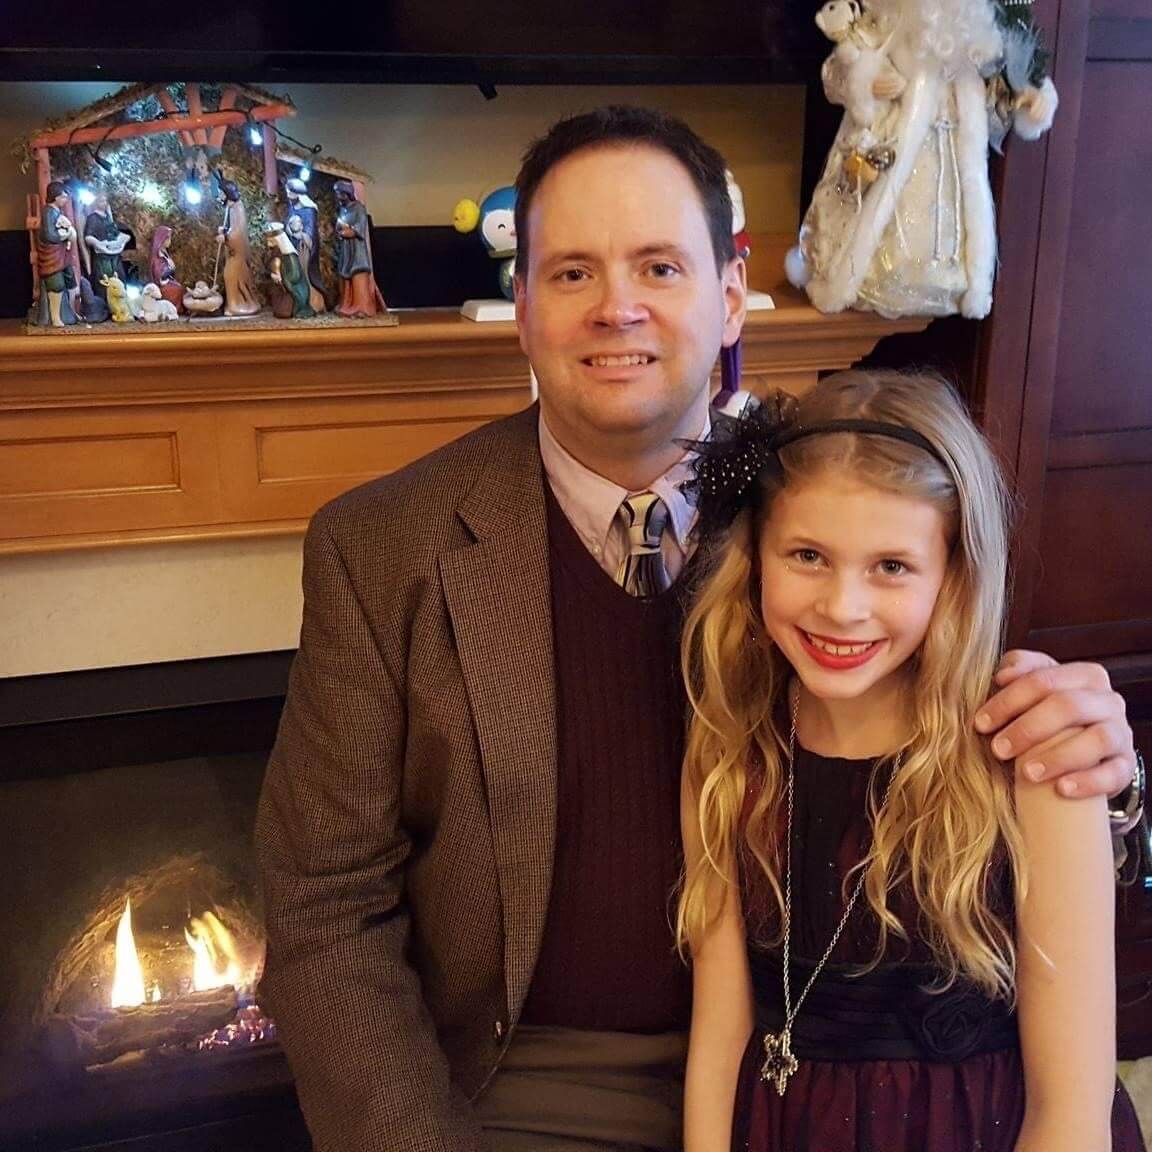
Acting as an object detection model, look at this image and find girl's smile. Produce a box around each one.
[758,472,951,728]
[797,629,886,669]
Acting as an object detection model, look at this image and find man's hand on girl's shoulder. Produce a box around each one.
[975,650,1136,799]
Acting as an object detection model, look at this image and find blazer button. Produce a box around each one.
[493,1019,505,1043]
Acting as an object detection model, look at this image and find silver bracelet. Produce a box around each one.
[1109,750,1146,838]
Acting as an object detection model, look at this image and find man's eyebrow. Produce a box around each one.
[538,249,595,267]
[633,243,695,262]
[538,242,696,267]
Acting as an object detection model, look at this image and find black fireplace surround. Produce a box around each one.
[0,652,312,1152]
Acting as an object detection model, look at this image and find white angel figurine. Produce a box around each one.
[788,0,1056,320]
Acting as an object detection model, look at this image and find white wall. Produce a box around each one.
[0,82,804,231]
[0,538,304,677]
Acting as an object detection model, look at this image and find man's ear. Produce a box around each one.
[721,257,748,349]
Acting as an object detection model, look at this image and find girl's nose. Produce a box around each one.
[818,573,871,625]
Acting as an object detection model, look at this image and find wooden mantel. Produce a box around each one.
[0,293,927,555]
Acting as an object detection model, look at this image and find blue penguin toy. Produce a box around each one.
[453,185,517,300]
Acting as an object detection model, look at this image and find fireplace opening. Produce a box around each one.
[0,743,307,1152]
[40,856,272,1077]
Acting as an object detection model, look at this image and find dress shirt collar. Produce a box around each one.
[537,411,704,563]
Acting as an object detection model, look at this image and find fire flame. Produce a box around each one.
[110,898,146,1008]
[184,910,242,992]
[110,897,247,1008]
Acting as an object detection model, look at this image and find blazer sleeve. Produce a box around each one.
[254,512,486,1152]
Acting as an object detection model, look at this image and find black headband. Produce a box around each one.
[680,398,950,543]
[774,418,943,460]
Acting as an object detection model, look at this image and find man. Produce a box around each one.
[82,192,129,300]
[255,107,1137,1152]
[33,181,79,328]
[333,180,383,317]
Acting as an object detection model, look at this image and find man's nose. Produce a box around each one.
[590,275,648,327]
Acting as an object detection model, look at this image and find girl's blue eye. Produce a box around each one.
[795,549,821,565]
[879,559,907,576]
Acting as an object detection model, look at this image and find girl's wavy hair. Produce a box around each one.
[676,368,1027,1001]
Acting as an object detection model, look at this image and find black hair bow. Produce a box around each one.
[680,391,800,543]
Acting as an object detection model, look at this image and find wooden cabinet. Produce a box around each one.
[969,0,1152,1058]
[0,295,926,554]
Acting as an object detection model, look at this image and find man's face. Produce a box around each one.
[514,144,745,482]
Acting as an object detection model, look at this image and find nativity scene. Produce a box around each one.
[17,82,392,334]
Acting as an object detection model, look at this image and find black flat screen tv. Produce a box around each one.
[1,1,824,84]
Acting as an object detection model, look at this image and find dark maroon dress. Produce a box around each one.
[732,746,1145,1152]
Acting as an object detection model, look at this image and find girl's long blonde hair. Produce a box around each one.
[676,369,1026,1000]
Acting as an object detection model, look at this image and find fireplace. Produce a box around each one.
[0,655,311,1152]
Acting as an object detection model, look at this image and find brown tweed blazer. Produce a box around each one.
[255,405,559,1152]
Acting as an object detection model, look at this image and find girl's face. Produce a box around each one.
[758,471,950,710]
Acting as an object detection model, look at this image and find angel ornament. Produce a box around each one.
[786,0,1058,320]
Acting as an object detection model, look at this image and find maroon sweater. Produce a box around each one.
[519,486,692,1032]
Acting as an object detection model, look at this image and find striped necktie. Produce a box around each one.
[615,491,671,597]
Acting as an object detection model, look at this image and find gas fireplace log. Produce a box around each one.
[40,987,239,1073]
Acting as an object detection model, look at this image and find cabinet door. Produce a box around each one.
[976,0,1152,1059]
[987,0,1152,663]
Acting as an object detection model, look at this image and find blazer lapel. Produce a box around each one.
[439,409,557,1013]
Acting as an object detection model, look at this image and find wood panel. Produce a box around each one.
[969,0,1061,481]
[971,0,1152,1052]
[0,300,927,554]
[1047,429,1152,469]
[998,0,1093,645]
[1051,62,1152,435]
[215,388,528,522]
[995,0,1152,648]
[1029,462,1152,629]
[1093,0,1152,18]
[0,431,178,498]
[0,406,221,541]
[1118,935,1152,1060]
[1015,25,1152,648]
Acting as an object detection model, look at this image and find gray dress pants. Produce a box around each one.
[475,1025,688,1152]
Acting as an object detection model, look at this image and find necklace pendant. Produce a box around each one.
[759,1028,798,1096]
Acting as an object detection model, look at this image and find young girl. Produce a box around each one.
[677,370,1144,1152]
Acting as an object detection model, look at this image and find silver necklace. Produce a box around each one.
[759,688,900,1096]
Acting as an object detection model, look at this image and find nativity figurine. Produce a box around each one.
[215,172,262,317]
[333,180,383,317]
[31,181,79,327]
[284,177,325,311]
[264,221,315,319]
[149,225,185,314]
[83,193,131,303]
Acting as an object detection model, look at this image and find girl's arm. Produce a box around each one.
[1014,734,1117,1152]
[682,773,755,1152]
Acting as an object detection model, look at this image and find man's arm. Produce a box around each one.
[255,515,484,1152]
[975,650,1136,798]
